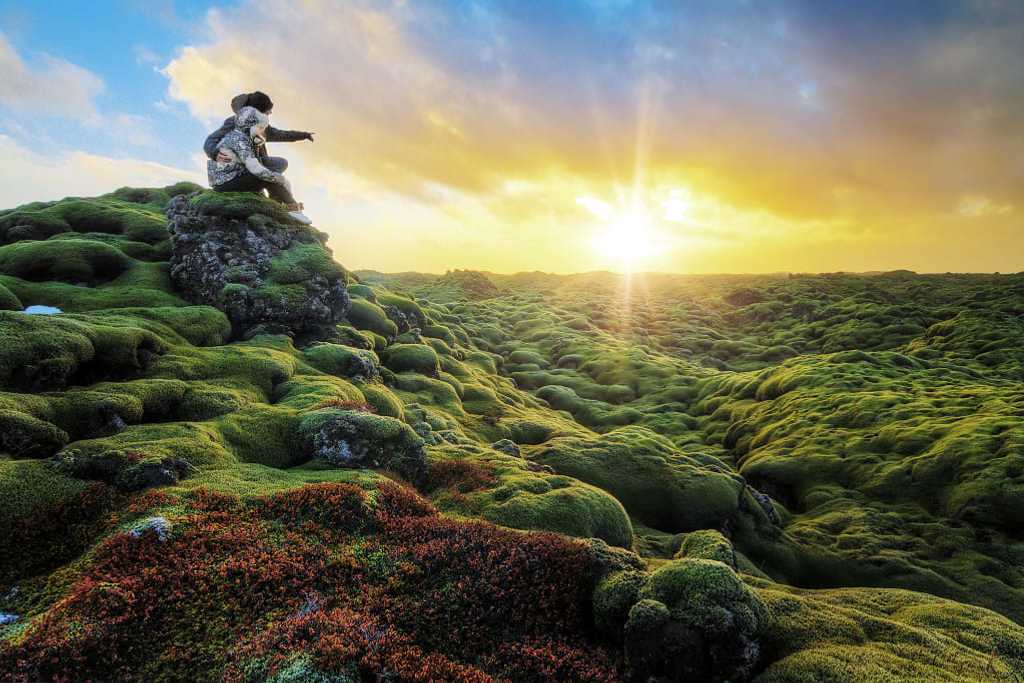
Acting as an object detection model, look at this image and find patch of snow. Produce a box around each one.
[24,305,62,315]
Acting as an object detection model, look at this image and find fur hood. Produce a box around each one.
[235,106,269,133]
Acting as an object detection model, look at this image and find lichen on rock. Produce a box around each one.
[167,192,350,342]
[298,408,427,485]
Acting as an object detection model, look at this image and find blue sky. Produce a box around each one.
[0,0,227,167]
[0,1,1021,273]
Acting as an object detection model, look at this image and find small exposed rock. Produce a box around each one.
[56,450,193,491]
[299,409,427,485]
[130,516,172,542]
[490,438,521,457]
[749,487,781,525]
[0,613,18,626]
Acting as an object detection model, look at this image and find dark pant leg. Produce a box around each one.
[215,174,265,198]
[263,179,296,205]
[216,173,295,205]
[263,156,288,173]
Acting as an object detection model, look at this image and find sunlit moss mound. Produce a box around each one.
[4,185,1024,681]
[528,426,753,533]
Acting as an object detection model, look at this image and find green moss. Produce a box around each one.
[0,311,165,390]
[481,475,633,547]
[375,291,426,326]
[347,283,376,301]
[638,558,767,636]
[267,243,347,285]
[0,273,186,312]
[303,343,379,380]
[334,324,375,349]
[218,405,300,468]
[344,298,399,339]
[0,194,171,245]
[530,427,744,533]
[676,530,735,566]
[535,384,641,428]
[296,408,426,482]
[754,580,1024,682]
[1,196,1024,683]
[0,239,131,284]
[0,282,21,311]
[187,190,293,223]
[381,343,441,376]
[593,570,647,636]
[358,383,405,419]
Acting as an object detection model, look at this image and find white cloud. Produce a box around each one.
[109,113,159,148]
[958,195,1014,218]
[0,31,104,117]
[0,134,202,209]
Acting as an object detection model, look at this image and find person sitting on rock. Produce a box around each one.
[203,91,313,178]
[207,105,313,225]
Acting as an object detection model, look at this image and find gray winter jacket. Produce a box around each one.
[203,93,310,160]
[207,107,287,188]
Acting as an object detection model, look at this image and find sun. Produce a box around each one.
[590,210,658,268]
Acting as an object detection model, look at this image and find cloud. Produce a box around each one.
[157,0,1024,273]
[0,31,104,117]
[0,134,202,209]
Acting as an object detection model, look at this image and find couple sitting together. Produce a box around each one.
[205,91,314,225]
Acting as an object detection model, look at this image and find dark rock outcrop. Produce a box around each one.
[167,193,350,342]
[297,408,428,485]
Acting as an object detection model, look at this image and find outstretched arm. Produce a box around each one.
[266,125,314,143]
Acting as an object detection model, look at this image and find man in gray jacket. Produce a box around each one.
[203,91,314,174]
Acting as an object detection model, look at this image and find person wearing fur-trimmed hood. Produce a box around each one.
[203,91,313,171]
[207,105,312,225]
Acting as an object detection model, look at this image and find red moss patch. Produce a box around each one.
[424,459,498,494]
[1,482,622,682]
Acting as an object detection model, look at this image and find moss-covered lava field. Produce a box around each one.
[1,184,1023,681]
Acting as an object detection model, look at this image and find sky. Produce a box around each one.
[0,0,1021,274]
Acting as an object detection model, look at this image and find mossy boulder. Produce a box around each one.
[298,408,427,484]
[167,192,350,341]
[481,475,634,548]
[625,558,768,682]
[0,410,69,458]
[676,529,737,568]
[0,311,164,391]
[0,239,131,284]
[345,298,399,339]
[381,343,441,377]
[530,427,745,533]
[303,343,380,381]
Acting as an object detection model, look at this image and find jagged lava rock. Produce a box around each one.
[167,192,350,341]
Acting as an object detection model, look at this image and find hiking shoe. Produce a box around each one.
[288,210,313,225]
